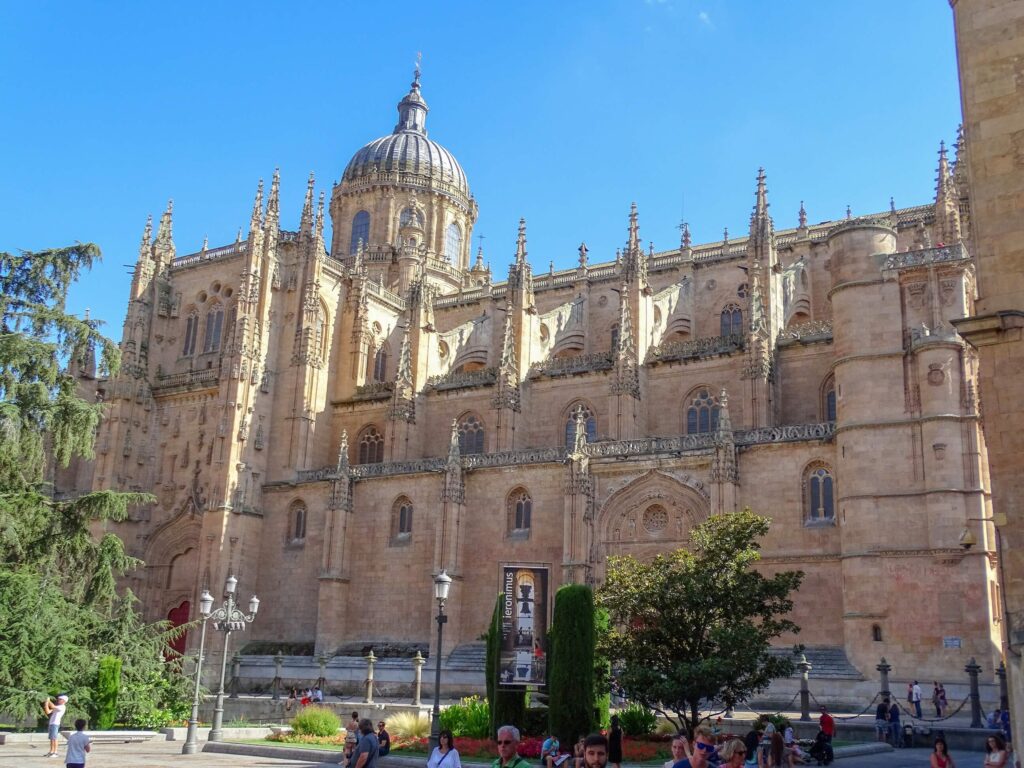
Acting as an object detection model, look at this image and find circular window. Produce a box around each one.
[598,295,608,307]
[642,504,669,534]
[211,281,222,294]
[372,321,382,334]
[539,324,550,342]
[438,341,449,359]
[197,291,208,303]
[223,286,233,298]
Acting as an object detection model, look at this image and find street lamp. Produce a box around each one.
[428,569,452,751]
[182,589,214,754]
[207,575,260,743]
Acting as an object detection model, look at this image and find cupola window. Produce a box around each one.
[350,211,370,254]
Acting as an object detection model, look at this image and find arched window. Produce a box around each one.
[445,222,462,261]
[288,502,307,544]
[610,324,620,351]
[182,312,198,356]
[315,303,329,362]
[872,624,883,642]
[202,304,224,353]
[804,463,836,524]
[392,496,413,543]
[564,402,598,446]
[370,345,389,383]
[508,488,532,533]
[356,425,384,465]
[399,207,424,229]
[720,304,743,337]
[822,375,837,422]
[350,210,370,254]
[458,413,485,455]
[685,388,720,434]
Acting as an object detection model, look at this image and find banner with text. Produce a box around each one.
[499,565,549,687]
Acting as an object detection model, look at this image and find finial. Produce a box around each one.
[680,221,691,250]
[723,227,729,245]
[549,260,554,275]
[890,196,896,213]
[615,248,622,265]
[798,201,807,229]
[84,307,90,321]
[155,200,174,248]
[315,191,325,243]
[648,241,655,258]
[235,227,242,244]
[578,242,588,266]
[414,52,422,88]
[201,235,208,253]
[250,178,264,231]
[474,245,485,270]
[336,430,349,471]
[139,214,153,255]
[846,205,852,220]
[301,171,315,232]
[627,202,640,252]
[265,168,280,225]
[515,218,527,264]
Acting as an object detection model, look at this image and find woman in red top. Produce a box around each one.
[930,736,956,768]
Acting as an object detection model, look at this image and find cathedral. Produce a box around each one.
[64,67,1000,701]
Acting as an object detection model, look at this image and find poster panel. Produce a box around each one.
[498,564,549,687]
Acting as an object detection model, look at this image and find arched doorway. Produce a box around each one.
[166,601,190,658]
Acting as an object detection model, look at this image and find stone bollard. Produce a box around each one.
[229,653,241,699]
[797,654,812,721]
[365,648,377,704]
[966,657,983,728]
[876,657,892,701]
[272,651,283,701]
[317,653,328,693]
[412,651,426,706]
[998,660,1009,712]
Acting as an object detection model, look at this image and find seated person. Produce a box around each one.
[573,737,586,768]
[541,735,570,768]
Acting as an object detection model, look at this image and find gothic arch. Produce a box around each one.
[143,508,203,621]
[594,470,711,575]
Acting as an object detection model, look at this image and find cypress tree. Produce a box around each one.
[593,606,611,729]
[548,584,596,743]
[93,656,121,730]
[486,591,525,736]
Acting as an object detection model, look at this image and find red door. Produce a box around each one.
[167,601,190,658]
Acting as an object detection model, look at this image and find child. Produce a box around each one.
[65,719,91,768]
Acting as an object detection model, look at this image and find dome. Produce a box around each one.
[341,72,470,203]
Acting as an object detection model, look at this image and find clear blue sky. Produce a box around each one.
[1,1,962,336]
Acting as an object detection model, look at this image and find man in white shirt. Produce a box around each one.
[912,681,923,719]
[65,718,91,768]
[43,694,68,757]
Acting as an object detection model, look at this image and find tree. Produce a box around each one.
[592,606,611,729]
[597,509,803,734]
[486,592,525,735]
[92,656,121,730]
[0,245,190,724]
[548,584,596,742]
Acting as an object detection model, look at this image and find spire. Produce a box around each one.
[315,191,325,250]
[798,201,807,230]
[394,60,429,135]
[722,227,729,247]
[935,140,953,200]
[934,138,962,243]
[264,168,280,230]
[578,242,588,267]
[953,124,968,189]
[153,200,175,262]
[515,218,527,266]
[711,389,738,484]
[200,235,208,254]
[300,171,315,235]
[845,205,852,220]
[492,304,521,412]
[610,285,640,399]
[621,203,647,285]
[138,214,153,260]
[388,324,416,423]
[627,202,640,254]
[249,178,264,234]
[749,167,774,243]
[680,221,692,251]
[890,196,897,213]
[473,245,485,271]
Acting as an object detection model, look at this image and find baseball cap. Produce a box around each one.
[57,695,69,702]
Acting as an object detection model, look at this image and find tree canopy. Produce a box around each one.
[597,509,803,733]
[0,245,189,725]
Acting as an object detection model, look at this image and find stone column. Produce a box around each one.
[365,649,377,704]
[797,654,812,721]
[229,653,241,699]
[966,657,983,728]
[317,653,328,692]
[272,651,283,701]
[999,661,1010,712]
[412,651,426,706]
[877,658,892,700]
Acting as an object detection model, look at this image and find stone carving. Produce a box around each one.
[777,320,833,343]
[642,504,668,534]
[529,351,613,379]
[427,367,496,391]
[883,243,969,270]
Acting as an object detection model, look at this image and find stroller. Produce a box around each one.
[808,731,834,766]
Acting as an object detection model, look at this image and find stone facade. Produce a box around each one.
[948,0,1024,739]
[61,65,1001,699]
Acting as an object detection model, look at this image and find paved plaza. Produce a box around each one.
[0,739,980,768]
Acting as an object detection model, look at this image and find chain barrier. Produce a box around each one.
[892,694,972,724]
[808,690,882,720]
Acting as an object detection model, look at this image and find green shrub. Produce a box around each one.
[389,711,430,738]
[593,607,611,730]
[619,702,656,736]
[92,656,121,730]
[291,706,341,737]
[486,592,526,736]
[439,696,491,738]
[549,584,596,743]
[767,713,790,733]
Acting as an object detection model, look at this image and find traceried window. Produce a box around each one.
[822,375,837,422]
[457,413,485,455]
[445,222,462,261]
[350,210,370,254]
[610,324,620,351]
[182,312,198,356]
[370,345,389,383]
[685,388,720,434]
[720,304,743,337]
[804,463,836,524]
[356,425,384,465]
[202,305,224,353]
[508,488,532,534]
[391,496,413,544]
[399,207,425,229]
[288,502,307,545]
[564,402,597,446]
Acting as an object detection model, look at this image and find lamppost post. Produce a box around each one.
[182,589,215,755]
[206,575,260,743]
[428,570,452,752]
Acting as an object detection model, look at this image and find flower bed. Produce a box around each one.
[390,735,670,761]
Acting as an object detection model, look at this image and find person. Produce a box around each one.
[574,737,586,768]
[64,718,90,768]
[312,686,324,703]
[672,724,716,768]
[427,728,462,768]
[542,734,570,768]
[743,732,760,767]
[665,733,693,768]
[931,736,955,768]
[348,711,360,733]
[582,734,609,768]
[888,697,901,748]
[286,687,298,712]
[342,732,358,768]
[43,694,68,758]
[720,739,748,768]
[991,710,1005,730]
[376,721,390,758]
[758,717,776,765]
[932,683,942,718]
[912,681,924,719]
[937,684,948,718]
[985,734,1009,768]
[874,698,890,742]
[818,708,835,744]
[758,732,792,768]
[349,718,379,768]
[608,715,623,768]
[808,732,833,767]
[493,725,531,768]
[301,689,312,707]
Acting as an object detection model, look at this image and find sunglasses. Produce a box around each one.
[497,740,515,745]
[736,750,747,756]
[696,742,716,753]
